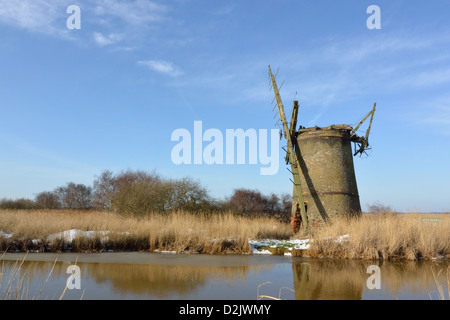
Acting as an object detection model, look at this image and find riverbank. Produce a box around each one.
[302,213,450,261]
[0,210,449,261]
[0,209,291,255]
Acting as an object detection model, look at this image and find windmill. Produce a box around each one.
[268,66,375,233]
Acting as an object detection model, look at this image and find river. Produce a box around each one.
[1,252,448,300]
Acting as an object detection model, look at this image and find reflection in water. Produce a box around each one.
[83,263,262,298]
[1,254,449,300]
[0,258,274,299]
[293,260,365,300]
[292,259,450,300]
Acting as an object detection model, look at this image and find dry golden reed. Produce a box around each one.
[1,210,449,260]
[302,213,450,261]
[0,209,291,254]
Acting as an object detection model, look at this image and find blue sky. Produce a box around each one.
[0,0,449,212]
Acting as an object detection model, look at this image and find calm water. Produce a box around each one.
[1,252,448,300]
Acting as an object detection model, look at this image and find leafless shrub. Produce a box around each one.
[93,170,214,216]
[54,183,92,210]
[92,170,116,211]
[226,189,291,222]
[367,202,393,214]
[0,198,36,210]
[35,191,61,210]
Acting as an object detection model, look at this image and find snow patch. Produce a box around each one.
[0,231,13,239]
[47,229,111,243]
[249,238,311,255]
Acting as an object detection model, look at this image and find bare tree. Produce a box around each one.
[167,177,211,212]
[367,202,393,214]
[35,191,61,209]
[92,169,217,215]
[263,193,281,213]
[0,198,36,210]
[55,182,92,210]
[226,189,293,221]
[93,170,116,210]
[227,189,265,216]
[110,170,166,215]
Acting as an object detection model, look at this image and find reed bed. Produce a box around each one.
[0,209,291,254]
[301,213,450,261]
[1,210,449,260]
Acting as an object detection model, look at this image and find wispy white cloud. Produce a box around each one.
[211,5,235,16]
[163,30,450,126]
[0,131,100,182]
[0,0,169,44]
[93,32,123,46]
[89,0,170,49]
[408,68,450,87]
[92,0,168,26]
[137,60,183,77]
[286,33,449,98]
[406,95,450,136]
[0,0,73,38]
[424,107,450,125]
[322,33,445,65]
[419,97,450,124]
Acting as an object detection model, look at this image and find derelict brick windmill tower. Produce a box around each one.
[269,66,376,233]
